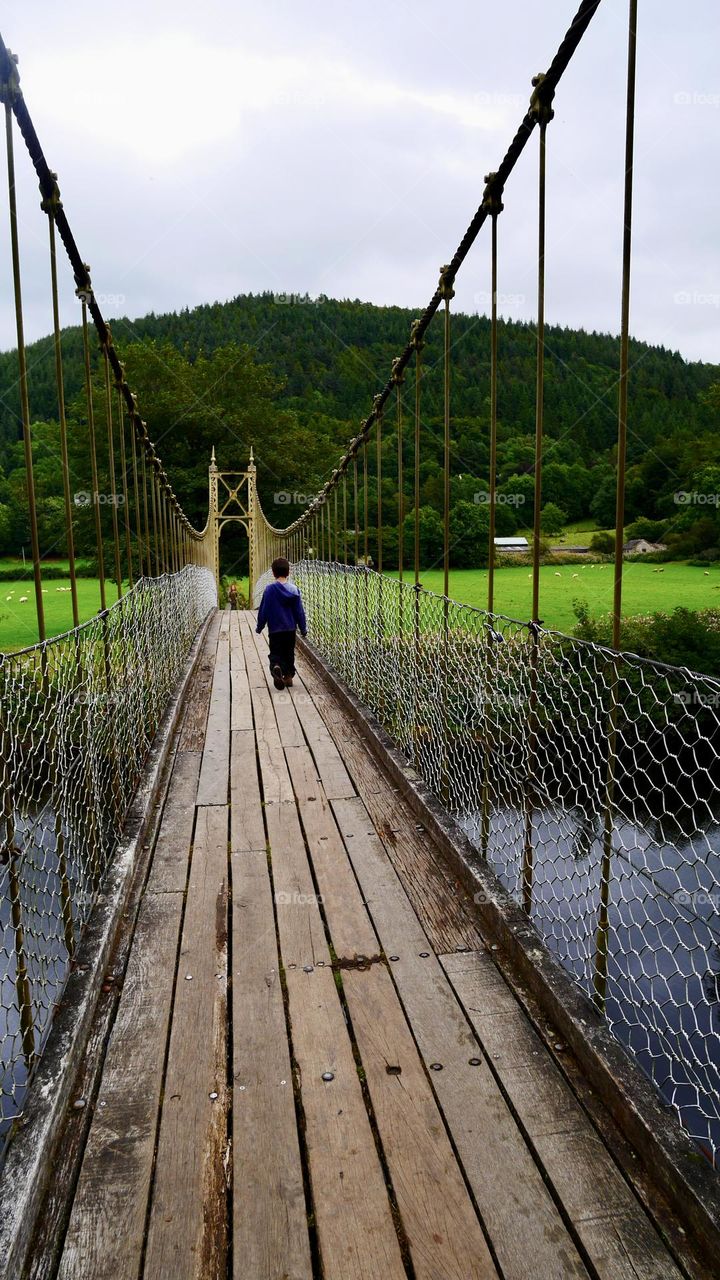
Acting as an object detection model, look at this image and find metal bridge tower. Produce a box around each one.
[208,447,257,602]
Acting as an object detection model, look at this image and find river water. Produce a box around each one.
[461,795,720,1164]
[0,803,88,1157]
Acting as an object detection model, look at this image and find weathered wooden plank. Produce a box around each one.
[232,852,312,1279]
[285,967,406,1280]
[239,615,269,689]
[230,615,253,733]
[306,742,356,801]
[342,965,497,1280]
[58,891,184,1280]
[196,626,231,805]
[264,800,329,969]
[256,636,356,798]
[251,688,280,737]
[284,732,354,807]
[302,665,481,952]
[144,805,229,1280]
[283,674,329,740]
[240,647,295,809]
[331,797,445,959]
[332,796,588,1280]
[269,690,305,748]
[146,750,201,893]
[177,612,221,752]
[579,1214,686,1280]
[230,731,266,852]
[256,735,294,805]
[285,746,379,961]
[441,950,685,1279]
[248,628,305,747]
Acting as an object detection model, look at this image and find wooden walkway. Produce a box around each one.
[39,611,697,1280]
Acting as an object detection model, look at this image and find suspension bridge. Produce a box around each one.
[1,1,719,1277]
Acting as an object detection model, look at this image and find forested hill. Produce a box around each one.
[0,292,719,560]
[1,292,717,463]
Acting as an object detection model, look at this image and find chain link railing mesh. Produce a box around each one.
[293,559,720,1167]
[0,565,215,1158]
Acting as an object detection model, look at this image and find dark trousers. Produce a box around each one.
[268,629,297,678]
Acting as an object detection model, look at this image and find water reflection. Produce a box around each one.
[0,803,83,1156]
[462,796,720,1162]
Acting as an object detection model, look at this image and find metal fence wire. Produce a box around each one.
[292,559,720,1168]
[0,565,215,1157]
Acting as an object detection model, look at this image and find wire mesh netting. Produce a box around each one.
[0,565,215,1158]
[293,559,720,1167]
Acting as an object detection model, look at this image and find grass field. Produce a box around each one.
[0,579,122,652]
[397,562,720,633]
[2,559,718,651]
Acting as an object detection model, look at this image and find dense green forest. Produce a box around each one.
[0,291,719,569]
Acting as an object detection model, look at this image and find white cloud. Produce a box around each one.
[0,0,718,363]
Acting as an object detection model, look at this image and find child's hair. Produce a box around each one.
[272,557,290,578]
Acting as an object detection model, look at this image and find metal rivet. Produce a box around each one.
[554,1043,563,1052]
[321,1071,334,1082]
[389,955,399,962]
[72,1098,86,1110]
[430,1063,443,1072]
[289,963,297,969]
[419,951,430,958]
[99,1100,107,1108]
[238,1085,246,1091]
[280,1079,287,1086]
[468,1057,481,1066]
[185,973,193,980]
[490,945,498,952]
[317,961,325,967]
[209,1091,218,1100]
[303,965,314,973]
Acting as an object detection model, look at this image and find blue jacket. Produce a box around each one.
[256,579,307,636]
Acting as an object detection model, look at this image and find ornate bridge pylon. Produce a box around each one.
[208,447,257,601]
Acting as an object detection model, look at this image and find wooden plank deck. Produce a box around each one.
[42,609,696,1280]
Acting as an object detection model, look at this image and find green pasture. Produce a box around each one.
[0,577,120,651]
[406,562,720,633]
[2,558,717,651]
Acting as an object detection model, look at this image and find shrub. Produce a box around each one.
[590,530,615,555]
[573,602,720,677]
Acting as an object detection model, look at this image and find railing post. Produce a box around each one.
[116,385,134,587]
[481,173,504,858]
[2,77,45,642]
[103,345,124,599]
[79,293,108,612]
[0,674,35,1067]
[45,195,80,629]
[522,72,554,916]
[439,265,455,809]
[594,0,638,1011]
[410,321,423,764]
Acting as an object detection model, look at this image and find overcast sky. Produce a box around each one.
[1,0,718,367]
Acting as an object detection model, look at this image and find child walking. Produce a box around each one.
[255,557,308,690]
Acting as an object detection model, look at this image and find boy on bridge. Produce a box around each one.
[255,556,308,689]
